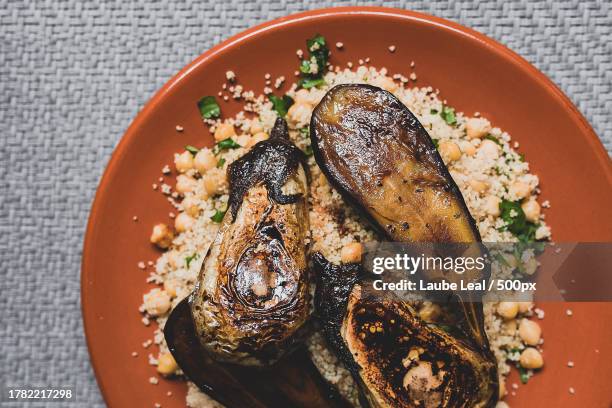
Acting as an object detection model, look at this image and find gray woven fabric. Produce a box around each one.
[1,1,610,407]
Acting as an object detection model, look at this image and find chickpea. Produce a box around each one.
[478,139,499,160]
[235,134,251,147]
[439,141,462,162]
[174,212,194,233]
[469,179,489,194]
[202,172,224,196]
[214,123,236,141]
[157,352,178,376]
[523,257,538,275]
[519,319,542,346]
[150,223,174,249]
[175,174,196,194]
[461,141,477,156]
[519,347,544,369]
[484,196,501,217]
[181,196,200,217]
[518,301,533,314]
[465,118,492,140]
[143,288,171,316]
[509,181,531,200]
[163,278,180,298]
[287,102,312,127]
[194,148,216,174]
[174,151,194,173]
[247,132,269,148]
[249,120,264,135]
[521,199,541,223]
[341,242,363,263]
[293,89,312,104]
[497,301,519,320]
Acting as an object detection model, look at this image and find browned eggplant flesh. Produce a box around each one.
[187,117,311,366]
[314,254,498,408]
[310,84,480,244]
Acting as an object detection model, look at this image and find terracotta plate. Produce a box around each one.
[82,7,612,408]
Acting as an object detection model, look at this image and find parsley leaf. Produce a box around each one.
[432,139,440,149]
[484,134,502,146]
[299,127,310,138]
[518,366,530,384]
[297,34,330,90]
[185,145,199,155]
[213,138,241,155]
[499,199,539,242]
[198,96,221,119]
[298,77,326,89]
[210,209,227,223]
[441,106,457,126]
[302,144,313,156]
[185,253,199,268]
[269,94,294,118]
[216,157,226,168]
[430,109,439,115]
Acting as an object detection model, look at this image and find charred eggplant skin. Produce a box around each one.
[190,117,311,366]
[314,254,498,408]
[228,118,308,220]
[310,84,480,243]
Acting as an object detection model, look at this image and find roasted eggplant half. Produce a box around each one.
[311,84,493,343]
[310,84,478,244]
[164,297,351,408]
[314,254,498,408]
[188,117,311,366]
[310,84,498,407]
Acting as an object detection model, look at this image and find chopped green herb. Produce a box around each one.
[441,106,457,126]
[185,253,199,268]
[484,134,502,146]
[430,109,439,115]
[298,77,326,89]
[493,252,511,268]
[185,145,199,155]
[216,157,226,168]
[210,209,227,223]
[432,139,440,149]
[302,144,313,156]
[297,34,330,90]
[269,94,294,118]
[213,138,241,155]
[299,127,310,138]
[518,366,530,384]
[499,199,539,242]
[198,96,221,119]
[518,153,525,162]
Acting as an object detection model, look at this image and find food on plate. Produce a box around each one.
[314,254,498,408]
[178,117,312,366]
[138,34,550,407]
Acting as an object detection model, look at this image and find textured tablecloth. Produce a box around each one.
[1,1,610,406]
